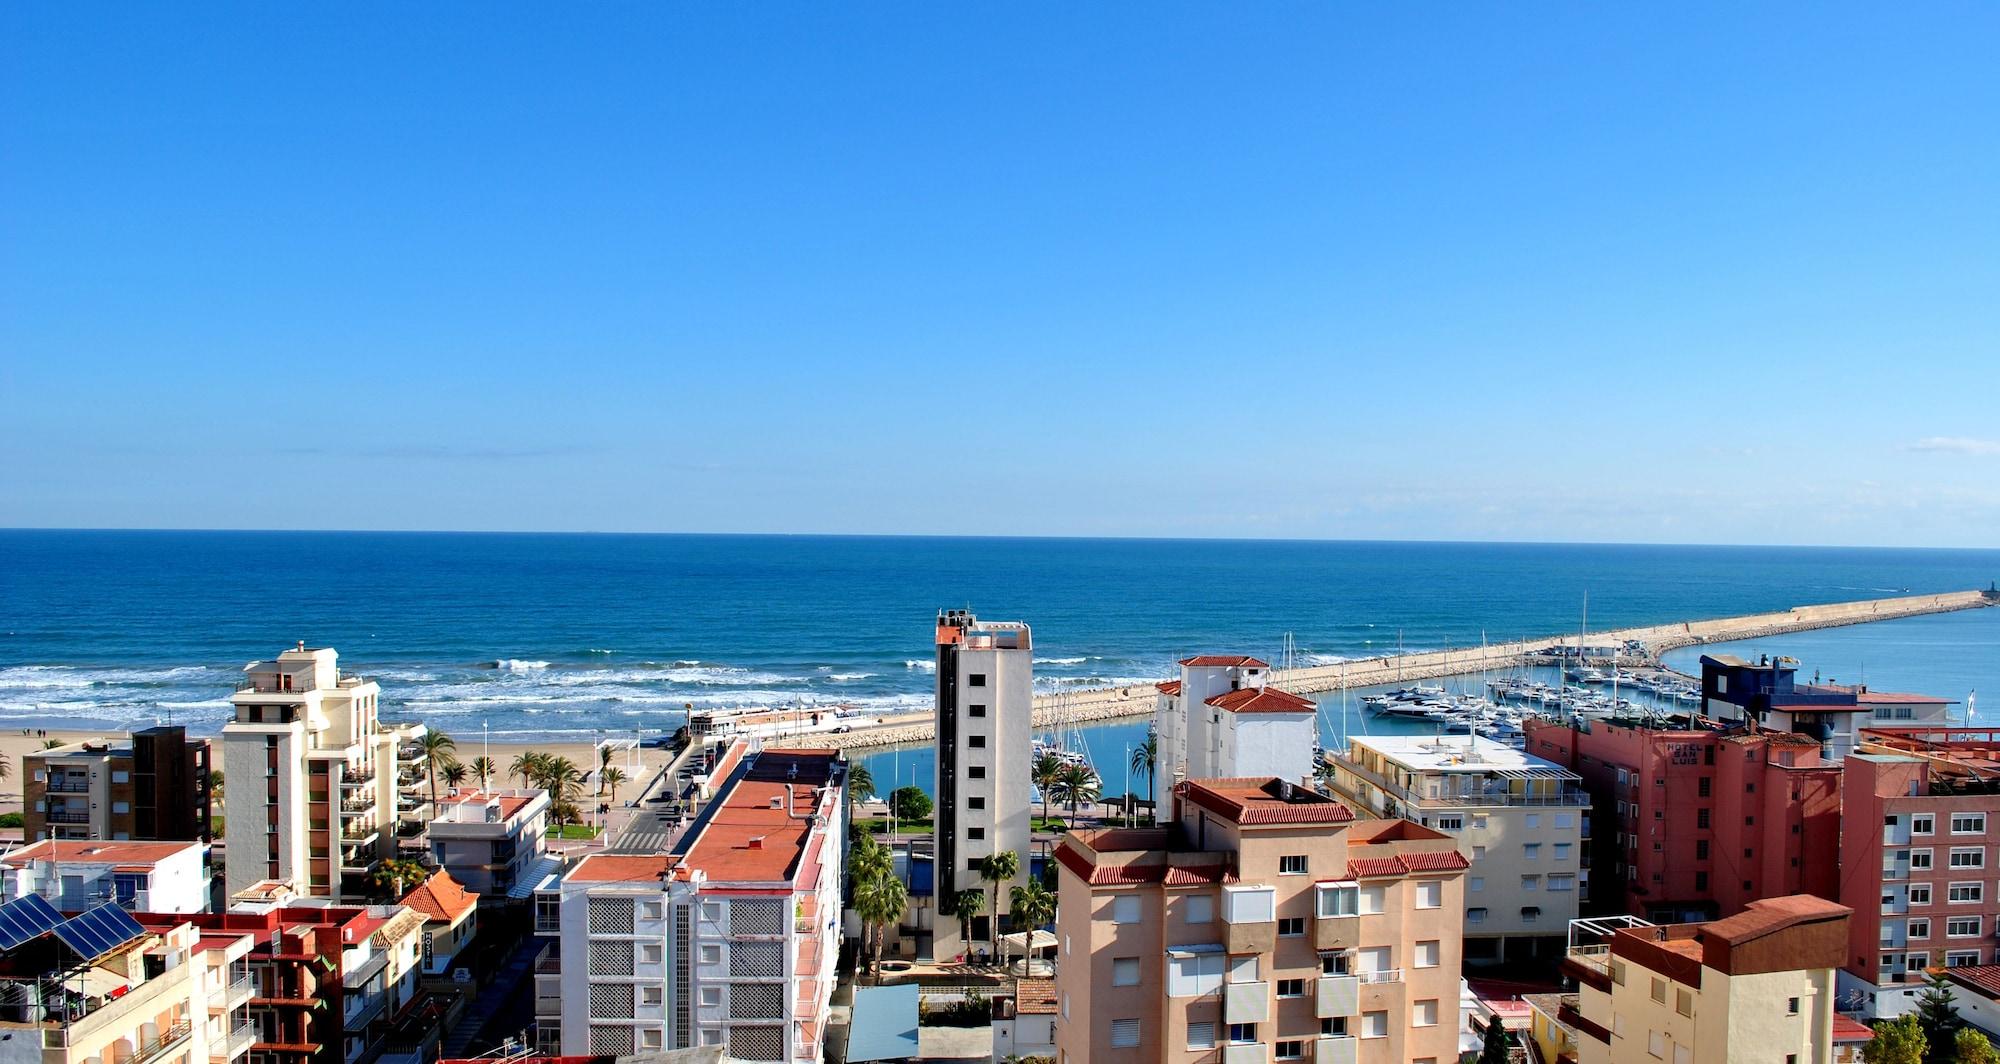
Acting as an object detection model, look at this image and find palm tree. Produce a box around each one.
[980,850,1021,968]
[952,888,985,957]
[1031,753,1065,826]
[41,739,61,750]
[848,834,902,980]
[469,756,496,790]
[1051,764,1101,826]
[1129,733,1158,815]
[538,756,583,804]
[417,730,458,812]
[443,763,469,789]
[853,864,908,983]
[510,751,546,789]
[847,763,876,806]
[602,766,630,805]
[597,744,615,795]
[1009,879,1057,972]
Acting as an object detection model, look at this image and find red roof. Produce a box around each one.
[1204,686,1315,714]
[1163,865,1236,886]
[683,750,841,884]
[1178,778,1355,826]
[400,870,478,923]
[1345,856,1408,878]
[1343,850,1469,878]
[568,855,676,884]
[1402,850,1472,872]
[1,840,195,867]
[1831,1015,1874,1042]
[1156,680,1182,696]
[1948,965,2000,1000]
[1180,655,1270,668]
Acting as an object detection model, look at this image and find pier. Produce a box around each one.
[771,588,1998,751]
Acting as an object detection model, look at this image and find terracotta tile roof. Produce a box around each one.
[1947,965,2000,1000]
[400,871,478,923]
[1402,850,1472,872]
[1204,686,1315,714]
[1180,655,1270,669]
[1345,856,1407,878]
[1014,978,1059,1014]
[1178,778,1354,826]
[1163,865,1236,886]
[1700,894,1850,946]
[1,840,196,867]
[1832,1015,1875,1042]
[568,854,677,884]
[1083,863,1165,886]
[1156,680,1182,696]
[1345,849,1468,878]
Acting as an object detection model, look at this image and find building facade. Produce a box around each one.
[1155,657,1317,788]
[426,788,551,896]
[1325,734,1589,965]
[1562,896,1849,1064]
[23,726,211,843]
[0,839,210,913]
[548,747,847,1062]
[1700,653,1953,762]
[1054,777,1468,1064]
[931,609,1032,961]
[221,645,424,902]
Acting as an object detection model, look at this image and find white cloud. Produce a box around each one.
[1908,437,2000,456]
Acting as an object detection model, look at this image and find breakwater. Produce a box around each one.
[772,588,1997,751]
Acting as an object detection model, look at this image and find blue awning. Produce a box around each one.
[847,982,921,1062]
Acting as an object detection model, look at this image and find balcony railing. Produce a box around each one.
[44,810,93,825]
[1355,969,1403,985]
[212,973,255,1012]
[342,769,378,788]
[130,1020,194,1064]
[211,1022,257,1061]
[1333,759,1589,809]
[45,778,91,794]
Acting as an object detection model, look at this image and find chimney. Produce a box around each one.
[747,837,764,850]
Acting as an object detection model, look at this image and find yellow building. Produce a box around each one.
[1562,895,1849,1064]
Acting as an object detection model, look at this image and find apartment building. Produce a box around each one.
[1700,653,1953,761]
[23,726,211,843]
[0,895,259,1064]
[398,871,479,977]
[221,645,425,902]
[426,787,551,896]
[1155,657,1317,787]
[1325,734,1589,965]
[1523,713,1841,923]
[0,839,210,914]
[1561,895,1849,1064]
[931,609,1032,961]
[546,747,846,1062]
[1839,727,2000,1019]
[1053,777,1467,1064]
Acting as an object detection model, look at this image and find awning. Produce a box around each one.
[75,967,129,999]
[847,983,920,1063]
[1000,929,1057,953]
[508,856,565,899]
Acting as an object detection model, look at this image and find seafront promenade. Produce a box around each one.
[770,587,1997,751]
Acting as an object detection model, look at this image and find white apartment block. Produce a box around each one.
[1155,656,1318,786]
[427,787,552,896]
[931,609,1033,961]
[1326,734,1589,965]
[545,746,847,1063]
[0,840,210,914]
[221,644,423,902]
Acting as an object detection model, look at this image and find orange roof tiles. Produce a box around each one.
[684,750,840,884]
[1156,680,1183,696]
[400,871,479,923]
[568,855,677,884]
[1178,778,1355,826]
[1204,686,1315,714]
[1,840,195,866]
[1014,978,1059,1014]
[1179,655,1270,668]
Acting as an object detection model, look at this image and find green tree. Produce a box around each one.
[1478,1016,1514,1064]
[602,766,630,804]
[469,756,496,789]
[890,786,932,822]
[1958,1029,2000,1064]
[1864,1015,1927,1064]
[1917,970,1966,1060]
[371,858,429,900]
[1031,753,1064,825]
[851,836,908,982]
[981,850,1021,967]
[1050,764,1100,824]
[443,762,469,789]
[1129,734,1158,812]
[951,888,986,955]
[1008,878,1057,962]
[847,763,876,805]
[417,730,458,813]
[597,744,615,794]
[511,751,546,789]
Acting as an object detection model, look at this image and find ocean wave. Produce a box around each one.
[904,659,936,672]
[825,673,875,681]
[488,659,551,671]
[1035,657,1087,665]
[0,664,217,690]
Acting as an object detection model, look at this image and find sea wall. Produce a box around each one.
[771,588,1996,752]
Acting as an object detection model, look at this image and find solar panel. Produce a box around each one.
[0,894,64,950]
[51,904,147,961]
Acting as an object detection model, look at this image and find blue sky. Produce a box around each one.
[3,6,1997,545]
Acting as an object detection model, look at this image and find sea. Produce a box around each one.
[2,531,1996,797]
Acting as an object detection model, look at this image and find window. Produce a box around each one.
[1110,1019,1140,1048]
[1320,1017,1347,1036]
[1910,919,1932,939]
[1275,1040,1305,1060]
[1948,951,1983,967]
[968,734,985,748]
[1523,843,1541,860]
[1698,777,1711,797]
[1554,843,1573,861]
[1277,978,1305,997]
[1186,1023,1216,1050]
[1649,1030,1667,1058]
[1467,907,1487,923]
[1468,876,1484,892]
[1914,815,1936,834]
[1361,1011,1388,1038]
[1413,999,1438,1027]
[1787,997,1800,1015]
[1227,1023,1257,1044]
[1320,952,1349,975]
[1225,885,1276,923]
[1436,815,1463,831]
[969,673,987,687]
[1948,917,1981,938]
[968,766,985,779]
[1359,885,1385,914]
[1549,874,1576,892]
[1912,849,1934,870]
[1185,895,1214,923]
[968,827,984,840]
[1951,848,1985,869]
[1112,896,1141,924]
[700,944,721,964]
[1279,855,1308,875]
[1951,883,1985,904]
[1112,958,1139,986]
[1278,917,1306,937]
[968,859,982,871]
[1316,882,1357,917]
[1675,988,1693,1017]
[1611,960,1627,985]
[1415,940,1440,968]
[1697,808,1710,829]
[110,801,129,814]
[968,796,984,809]
[1525,814,1540,828]
[1695,839,1709,859]
[1230,955,1260,983]
[1556,813,1574,828]
[1167,952,1225,997]
[969,703,986,717]
[1357,946,1391,974]
[1415,880,1441,908]
[1650,977,1667,1003]
[1954,814,1987,834]
[1911,884,1934,905]
[1521,875,1539,891]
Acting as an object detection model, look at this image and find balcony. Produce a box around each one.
[342,767,378,788]
[1333,757,1589,809]
[45,777,91,794]
[1884,867,1910,881]
[1315,1035,1359,1064]
[1355,969,1403,985]
[1317,975,1358,1018]
[341,792,375,812]
[44,809,93,825]
[341,823,381,843]
[1315,915,1358,952]
[1224,981,1268,1024]
[210,974,255,1013]
[210,1022,257,1062]
[130,1020,194,1064]
[1223,1043,1267,1064]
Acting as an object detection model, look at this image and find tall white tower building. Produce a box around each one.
[931,610,1033,962]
